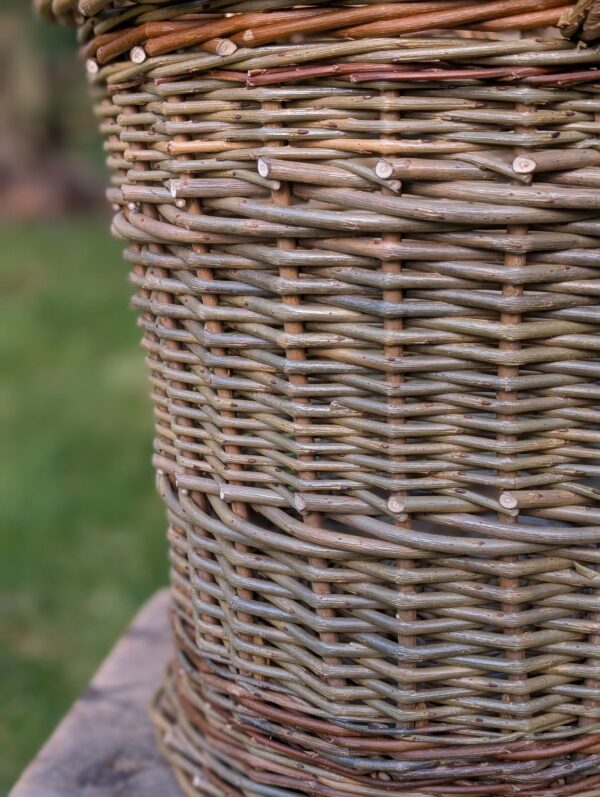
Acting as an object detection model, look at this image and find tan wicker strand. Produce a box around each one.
[39,0,600,793]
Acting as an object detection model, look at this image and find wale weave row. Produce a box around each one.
[40,0,600,793]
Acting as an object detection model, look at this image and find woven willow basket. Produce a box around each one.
[40,0,600,793]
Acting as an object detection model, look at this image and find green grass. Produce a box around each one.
[0,218,166,792]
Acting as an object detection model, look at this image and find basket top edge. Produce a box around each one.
[33,0,600,46]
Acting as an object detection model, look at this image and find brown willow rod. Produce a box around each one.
[232,1,463,48]
[337,0,568,39]
[145,9,320,56]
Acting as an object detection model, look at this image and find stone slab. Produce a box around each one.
[9,589,183,797]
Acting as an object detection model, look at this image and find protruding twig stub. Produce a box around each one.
[387,496,405,514]
[130,46,147,64]
[257,158,270,179]
[512,155,537,175]
[216,38,238,56]
[375,159,394,179]
[293,494,308,515]
[499,492,519,510]
[78,0,109,17]
[559,0,600,43]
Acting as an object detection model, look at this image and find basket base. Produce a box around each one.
[152,654,600,797]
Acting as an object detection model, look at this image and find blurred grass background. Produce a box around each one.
[0,4,166,792]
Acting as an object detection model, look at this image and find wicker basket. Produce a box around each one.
[39,0,600,793]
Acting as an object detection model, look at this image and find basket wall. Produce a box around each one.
[40,1,600,794]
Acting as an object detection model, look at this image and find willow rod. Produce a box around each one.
[338,0,568,39]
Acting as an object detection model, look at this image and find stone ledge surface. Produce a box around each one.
[9,589,183,797]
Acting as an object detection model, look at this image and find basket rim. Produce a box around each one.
[33,0,600,46]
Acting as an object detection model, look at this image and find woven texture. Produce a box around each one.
[40,0,600,793]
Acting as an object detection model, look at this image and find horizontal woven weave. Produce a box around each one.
[41,0,600,793]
